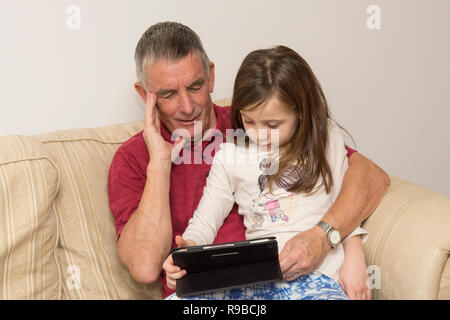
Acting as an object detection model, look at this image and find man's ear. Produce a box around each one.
[208,61,215,93]
[134,82,147,102]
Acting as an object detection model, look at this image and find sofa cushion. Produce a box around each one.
[36,120,162,300]
[362,176,450,299]
[440,259,450,300]
[0,135,61,299]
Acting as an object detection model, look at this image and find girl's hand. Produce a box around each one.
[163,253,187,290]
[338,237,371,300]
[162,236,197,290]
[174,235,197,248]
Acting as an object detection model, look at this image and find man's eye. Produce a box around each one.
[189,86,201,91]
[162,93,174,99]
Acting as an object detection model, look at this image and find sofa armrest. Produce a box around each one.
[362,176,450,299]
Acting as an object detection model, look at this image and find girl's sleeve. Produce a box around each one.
[182,144,236,245]
[326,119,369,243]
[344,226,369,244]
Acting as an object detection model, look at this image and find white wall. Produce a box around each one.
[0,0,449,195]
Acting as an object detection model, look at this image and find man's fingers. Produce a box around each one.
[279,251,303,281]
[284,269,302,281]
[278,247,294,273]
[278,256,292,274]
[154,107,161,132]
[283,262,307,281]
[279,245,305,280]
[145,92,158,130]
[171,136,186,163]
[280,256,312,279]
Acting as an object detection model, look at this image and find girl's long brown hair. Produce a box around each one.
[231,45,343,195]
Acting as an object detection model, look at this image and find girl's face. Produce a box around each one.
[239,95,299,148]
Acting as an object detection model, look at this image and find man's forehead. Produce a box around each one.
[145,53,206,90]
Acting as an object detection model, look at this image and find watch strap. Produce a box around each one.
[316,220,338,248]
[317,220,333,234]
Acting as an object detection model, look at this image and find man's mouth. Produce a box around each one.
[178,115,200,126]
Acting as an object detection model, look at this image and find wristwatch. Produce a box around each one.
[316,220,341,248]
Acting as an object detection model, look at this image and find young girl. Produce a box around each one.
[164,45,370,300]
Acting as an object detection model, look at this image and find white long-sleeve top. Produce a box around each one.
[182,118,367,282]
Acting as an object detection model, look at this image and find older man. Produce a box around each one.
[107,21,390,299]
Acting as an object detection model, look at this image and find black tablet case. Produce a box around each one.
[172,237,282,297]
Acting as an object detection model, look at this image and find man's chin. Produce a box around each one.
[171,125,203,143]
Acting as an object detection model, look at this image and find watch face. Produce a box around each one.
[330,230,341,245]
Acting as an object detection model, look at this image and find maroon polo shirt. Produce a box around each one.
[107,104,356,298]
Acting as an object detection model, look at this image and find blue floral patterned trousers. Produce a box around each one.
[165,272,348,300]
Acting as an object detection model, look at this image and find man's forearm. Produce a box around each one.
[117,160,173,283]
[322,152,390,238]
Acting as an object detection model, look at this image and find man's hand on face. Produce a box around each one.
[144,92,186,164]
[278,226,330,281]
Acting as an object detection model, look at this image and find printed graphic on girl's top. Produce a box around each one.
[250,189,298,229]
[250,212,265,229]
[262,192,289,223]
[255,156,300,226]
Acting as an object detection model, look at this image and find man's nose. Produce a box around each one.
[178,91,194,115]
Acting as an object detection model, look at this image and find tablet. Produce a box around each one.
[171,237,282,297]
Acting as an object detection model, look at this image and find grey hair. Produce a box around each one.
[134,21,210,91]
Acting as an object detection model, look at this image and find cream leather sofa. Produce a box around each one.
[0,104,449,300]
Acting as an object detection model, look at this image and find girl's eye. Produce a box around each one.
[267,124,279,129]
